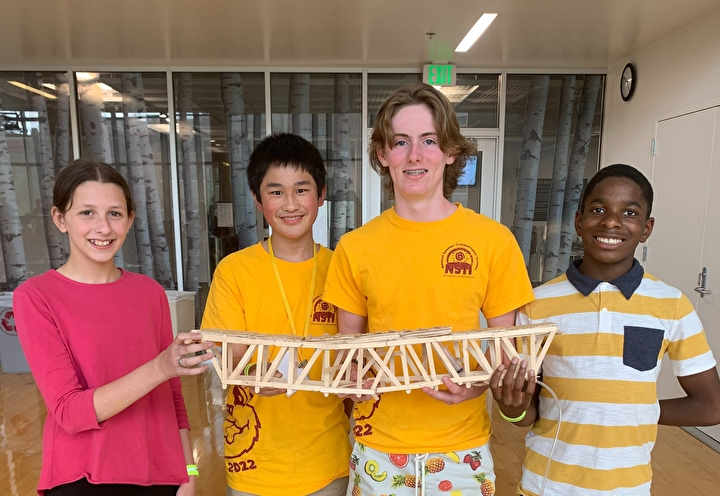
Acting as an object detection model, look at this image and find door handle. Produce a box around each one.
[694,267,713,297]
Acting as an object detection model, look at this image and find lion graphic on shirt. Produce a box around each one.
[224,386,261,459]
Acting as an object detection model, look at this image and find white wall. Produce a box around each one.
[602,7,720,176]
[602,8,720,407]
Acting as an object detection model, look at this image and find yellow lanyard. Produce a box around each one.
[268,237,318,355]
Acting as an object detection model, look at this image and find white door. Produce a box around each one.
[696,110,720,442]
[450,137,499,219]
[648,107,720,443]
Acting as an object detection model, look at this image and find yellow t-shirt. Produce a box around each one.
[201,242,351,496]
[323,205,534,454]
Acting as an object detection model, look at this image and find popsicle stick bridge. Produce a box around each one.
[200,323,558,397]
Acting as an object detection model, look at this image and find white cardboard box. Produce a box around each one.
[165,291,196,337]
[0,292,30,373]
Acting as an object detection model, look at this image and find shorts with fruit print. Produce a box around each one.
[346,441,495,496]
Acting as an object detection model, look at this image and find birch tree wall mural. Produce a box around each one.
[543,76,576,281]
[511,75,549,265]
[128,75,174,288]
[75,72,176,288]
[120,74,154,278]
[54,73,71,173]
[2,69,605,310]
[0,72,75,288]
[176,73,201,292]
[270,73,362,249]
[27,73,66,269]
[77,74,126,270]
[330,74,357,247]
[504,74,604,284]
[557,75,602,276]
[289,74,312,140]
[77,75,113,163]
[0,95,28,290]
[220,73,257,250]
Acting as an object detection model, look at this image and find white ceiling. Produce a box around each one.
[1,0,719,69]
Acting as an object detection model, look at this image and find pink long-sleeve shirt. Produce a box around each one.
[13,269,190,494]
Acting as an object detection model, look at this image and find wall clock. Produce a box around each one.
[621,63,636,102]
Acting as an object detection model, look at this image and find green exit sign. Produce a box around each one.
[423,64,456,86]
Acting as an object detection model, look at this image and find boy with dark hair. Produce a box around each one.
[202,133,351,496]
[491,163,720,496]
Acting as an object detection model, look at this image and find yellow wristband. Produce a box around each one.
[187,464,199,477]
[498,408,526,423]
[243,363,255,375]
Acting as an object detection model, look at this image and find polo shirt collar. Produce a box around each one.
[565,258,644,300]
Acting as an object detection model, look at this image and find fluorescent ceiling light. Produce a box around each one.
[7,81,57,100]
[148,123,196,135]
[437,85,479,103]
[76,72,99,81]
[455,13,497,52]
[148,123,171,134]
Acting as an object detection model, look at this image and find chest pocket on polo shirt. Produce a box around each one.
[623,326,664,371]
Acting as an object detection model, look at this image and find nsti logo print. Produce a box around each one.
[441,244,478,276]
[311,296,336,324]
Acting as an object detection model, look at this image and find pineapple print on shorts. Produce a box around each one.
[474,472,495,496]
[391,473,419,490]
[425,456,445,475]
[351,473,362,496]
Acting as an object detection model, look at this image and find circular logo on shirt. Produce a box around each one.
[312,296,337,325]
[441,244,478,277]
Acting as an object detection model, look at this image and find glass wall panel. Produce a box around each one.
[369,73,500,213]
[368,73,499,128]
[270,73,362,248]
[75,72,176,289]
[501,74,605,286]
[172,72,266,308]
[0,72,74,289]
[368,74,422,128]
[441,74,499,128]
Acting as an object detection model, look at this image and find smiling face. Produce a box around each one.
[377,104,455,206]
[254,164,325,247]
[52,180,134,271]
[575,176,654,281]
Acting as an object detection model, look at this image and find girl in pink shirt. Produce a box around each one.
[14,159,214,496]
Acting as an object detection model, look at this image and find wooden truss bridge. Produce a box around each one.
[200,323,558,397]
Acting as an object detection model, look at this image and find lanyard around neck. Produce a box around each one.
[268,237,318,339]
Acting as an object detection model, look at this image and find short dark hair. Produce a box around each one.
[580,163,654,218]
[54,158,135,215]
[247,133,326,202]
[369,83,477,200]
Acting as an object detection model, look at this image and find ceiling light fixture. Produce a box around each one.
[455,13,497,52]
[7,81,57,100]
[76,72,99,82]
[437,85,479,103]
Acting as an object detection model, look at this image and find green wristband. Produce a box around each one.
[498,408,526,423]
[187,464,199,477]
[243,363,255,375]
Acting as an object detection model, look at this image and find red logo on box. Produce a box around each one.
[1,308,16,335]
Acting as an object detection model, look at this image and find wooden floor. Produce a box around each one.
[2,367,719,495]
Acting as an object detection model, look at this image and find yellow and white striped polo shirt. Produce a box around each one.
[517,260,716,496]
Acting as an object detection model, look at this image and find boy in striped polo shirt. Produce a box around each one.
[490,164,720,496]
